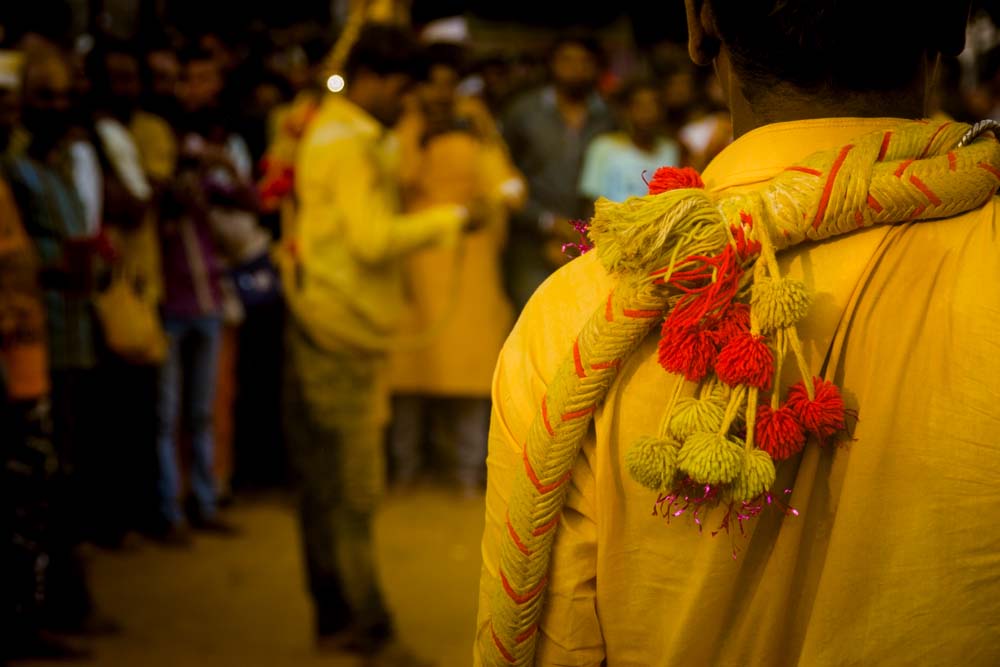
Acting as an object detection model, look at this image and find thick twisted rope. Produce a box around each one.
[481,121,1000,665]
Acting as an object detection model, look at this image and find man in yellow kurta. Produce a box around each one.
[280,25,471,666]
[476,1,1000,665]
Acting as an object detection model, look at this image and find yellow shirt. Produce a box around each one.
[283,95,466,352]
[477,118,1000,665]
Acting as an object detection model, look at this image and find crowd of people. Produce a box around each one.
[3,5,1000,665]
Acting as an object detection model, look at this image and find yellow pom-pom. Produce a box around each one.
[676,432,744,485]
[668,397,726,442]
[729,448,777,502]
[625,436,680,491]
[751,277,811,332]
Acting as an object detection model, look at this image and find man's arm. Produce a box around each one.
[331,136,468,265]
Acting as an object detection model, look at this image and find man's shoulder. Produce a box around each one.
[501,252,612,385]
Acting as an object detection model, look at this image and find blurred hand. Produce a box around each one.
[462,197,494,233]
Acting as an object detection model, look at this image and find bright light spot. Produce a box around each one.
[327,74,345,93]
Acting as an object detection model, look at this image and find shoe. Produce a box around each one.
[150,522,194,548]
[190,515,240,536]
[4,631,91,661]
[44,610,121,639]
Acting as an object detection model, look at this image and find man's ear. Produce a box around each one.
[934,1,972,57]
[685,0,721,66]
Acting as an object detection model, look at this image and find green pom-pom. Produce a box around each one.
[676,432,744,485]
[625,436,680,491]
[668,397,726,442]
[730,448,777,502]
[751,277,811,332]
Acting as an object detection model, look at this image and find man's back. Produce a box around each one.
[477,118,1000,665]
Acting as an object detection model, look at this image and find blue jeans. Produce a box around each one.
[156,316,222,525]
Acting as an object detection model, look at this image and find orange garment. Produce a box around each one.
[476,118,1000,665]
[389,122,520,397]
[0,176,48,399]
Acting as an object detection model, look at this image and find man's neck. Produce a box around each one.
[729,84,926,139]
[555,88,589,131]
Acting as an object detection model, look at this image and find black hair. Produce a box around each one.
[178,45,216,67]
[420,42,466,80]
[548,30,604,66]
[711,0,968,101]
[616,77,661,107]
[343,24,421,79]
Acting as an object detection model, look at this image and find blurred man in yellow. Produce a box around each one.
[389,43,525,494]
[281,24,472,667]
[476,1,1000,665]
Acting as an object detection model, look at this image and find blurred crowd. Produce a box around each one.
[4,8,1000,663]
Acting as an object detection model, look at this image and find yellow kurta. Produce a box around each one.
[476,118,1000,665]
[389,129,518,397]
[281,94,467,355]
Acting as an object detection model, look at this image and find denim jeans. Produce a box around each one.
[156,316,222,525]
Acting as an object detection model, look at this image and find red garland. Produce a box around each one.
[646,166,705,194]
[755,405,806,461]
[707,302,750,348]
[658,324,717,382]
[786,377,846,439]
[715,332,774,390]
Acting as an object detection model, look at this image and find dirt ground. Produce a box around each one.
[15,487,486,667]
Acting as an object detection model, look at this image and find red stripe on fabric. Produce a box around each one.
[532,515,560,536]
[500,569,547,605]
[590,359,621,371]
[516,624,539,644]
[812,144,853,230]
[978,162,1000,180]
[909,174,942,206]
[562,406,596,422]
[784,166,823,177]
[876,131,892,161]
[948,152,957,171]
[919,122,951,159]
[523,446,572,495]
[867,194,884,213]
[623,309,662,318]
[572,339,586,378]
[491,624,516,663]
[854,210,864,227]
[506,515,532,556]
[908,204,927,221]
[605,292,614,321]
[541,398,554,437]
[894,159,914,177]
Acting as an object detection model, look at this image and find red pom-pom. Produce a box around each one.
[786,377,846,439]
[715,332,774,390]
[707,303,750,348]
[658,324,717,382]
[755,405,806,461]
[647,166,705,194]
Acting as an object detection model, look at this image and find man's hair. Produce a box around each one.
[616,77,660,107]
[420,42,466,80]
[178,45,216,67]
[712,0,965,100]
[548,31,604,66]
[344,24,420,79]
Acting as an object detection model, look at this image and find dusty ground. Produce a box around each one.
[16,487,485,667]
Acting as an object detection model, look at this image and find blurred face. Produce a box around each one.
[662,70,695,114]
[147,49,180,99]
[627,88,663,136]
[369,72,412,126]
[551,43,598,100]
[178,58,222,112]
[22,55,73,144]
[107,52,141,101]
[420,63,459,120]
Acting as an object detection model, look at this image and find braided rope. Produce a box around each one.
[481,121,1000,665]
